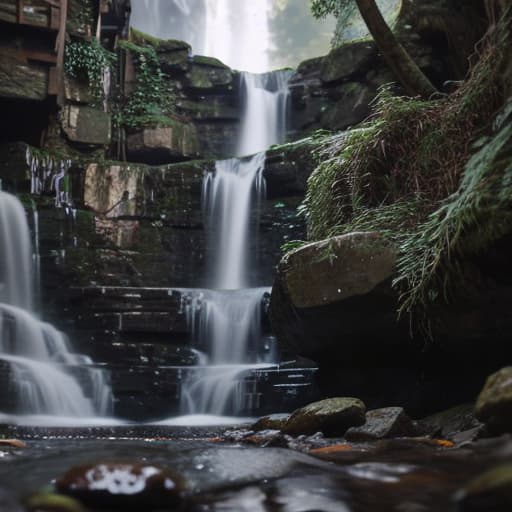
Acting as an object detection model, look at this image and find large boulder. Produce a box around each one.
[154,39,191,73]
[475,367,512,434]
[270,231,410,365]
[126,121,200,164]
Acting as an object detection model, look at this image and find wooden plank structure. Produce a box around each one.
[1,0,68,100]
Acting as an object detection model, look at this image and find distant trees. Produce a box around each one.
[311,0,437,98]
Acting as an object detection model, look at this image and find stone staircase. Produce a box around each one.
[52,286,319,421]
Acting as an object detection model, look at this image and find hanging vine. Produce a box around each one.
[116,40,176,130]
[64,39,116,102]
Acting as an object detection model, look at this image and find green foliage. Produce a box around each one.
[311,0,358,46]
[64,39,116,102]
[281,239,308,253]
[395,105,512,321]
[311,0,351,19]
[298,14,509,333]
[116,40,175,130]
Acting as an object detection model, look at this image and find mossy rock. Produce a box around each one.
[321,41,377,84]
[280,231,397,309]
[282,397,366,436]
[252,414,291,432]
[475,367,512,434]
[192,55,230,69]
[186,59,234,90]
[455,464,512,512]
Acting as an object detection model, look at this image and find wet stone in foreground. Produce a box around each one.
[55,461,185,510]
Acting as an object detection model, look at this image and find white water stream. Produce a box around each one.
[180,72,291,415]
[0,190,113,419]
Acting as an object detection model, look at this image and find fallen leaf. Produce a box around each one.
[310,444,353,455]
[0,439,27,449]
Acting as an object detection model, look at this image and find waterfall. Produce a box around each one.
[180,289,271,415]
[203,0,272,72]
[0,192,33,311]
[0,190,113,418]
[238,71,293,156]
[203,153,266,290]
[131,0,273,73]
[180,60,291,417]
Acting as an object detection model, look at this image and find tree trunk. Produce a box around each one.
[355,0,437,99]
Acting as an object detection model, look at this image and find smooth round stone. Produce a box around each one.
[282,397,366,436]
[55,461,185,510]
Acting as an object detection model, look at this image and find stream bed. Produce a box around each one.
[1,425,510,511]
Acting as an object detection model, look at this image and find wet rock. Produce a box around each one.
[282,397,366,436]
[455,464,512,512]
[452,427,484,446]
[244,430,289,448]
[418,404,482,438]
[252,414,290,431]
[345,407,416,441]
[55,461,185,510]
[26,492,86,512]
[222,429,254,442]
[286,432,331,452]
[475,367,512,434]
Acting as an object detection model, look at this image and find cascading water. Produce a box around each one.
[0,192,33,311]
[0,190,113,420]
[203,0,272,72]
[238,71,293,156]
[180,70,292,416]
[203,153,266,290]
[132,0,273,73]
